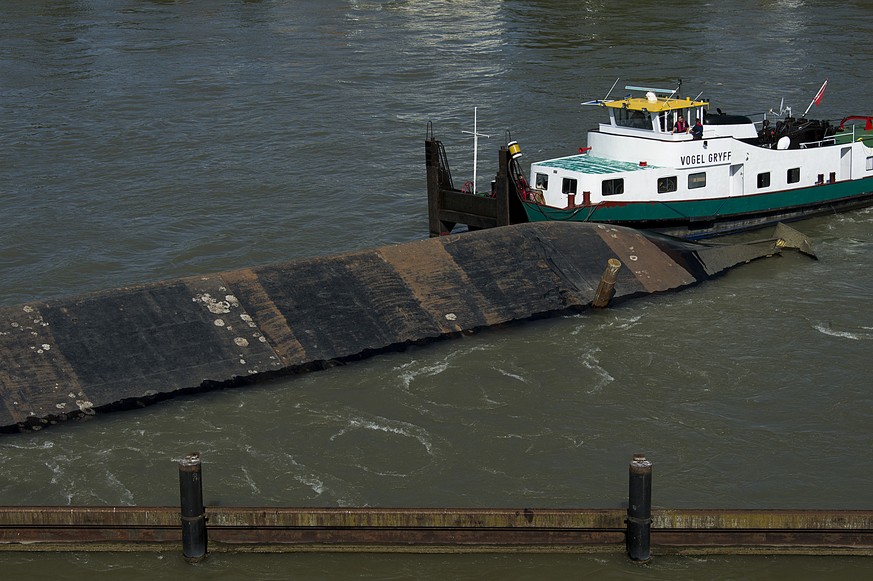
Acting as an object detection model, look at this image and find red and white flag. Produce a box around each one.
[813,79,828,106]
[803,79,829,117]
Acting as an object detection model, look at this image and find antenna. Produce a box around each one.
[603,77,620,101]
[461,107,490,195]
[769,98,789,117]
[664,79,682,105]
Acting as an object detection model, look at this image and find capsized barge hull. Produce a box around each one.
[0,221,797,432]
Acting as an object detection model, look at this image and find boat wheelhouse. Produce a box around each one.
[520,84,873,238]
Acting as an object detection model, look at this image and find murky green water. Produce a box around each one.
[2,0,872,577]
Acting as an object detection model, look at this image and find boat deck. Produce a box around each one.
[832,123,873,146]
[535,154,658,174]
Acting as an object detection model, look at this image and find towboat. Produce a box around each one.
[511,83,873,238]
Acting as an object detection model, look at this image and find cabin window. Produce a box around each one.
[602,178,624,196]
[867,157,873,171]
[757,172,771,188]
[536,173,549,189]
[562,177,578,195]
[688,172,706,189]
[658,112,677,132]
[787,168,800,184]
[657,176,677,193]
[615,108,652,130]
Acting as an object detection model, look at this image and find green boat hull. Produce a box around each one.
[522,176,873,239]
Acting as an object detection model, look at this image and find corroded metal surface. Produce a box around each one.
[652,509,873,555]
[426,138,514,236]
[653,508,873,531]
[0,221,786,432]
[0,506,871,554]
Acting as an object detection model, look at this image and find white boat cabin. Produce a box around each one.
[527,85,870,209]
[602,86,710,137]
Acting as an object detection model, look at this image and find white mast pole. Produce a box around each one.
[803,79,828,117]
[462,107,490,195]
[473,107,478,194]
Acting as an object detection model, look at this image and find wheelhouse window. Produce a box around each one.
[657,176,677,193]
[536,173,549,189]
[602,178,624,196]
[787,168,800,184]
[615,108,652,130]
[867,157,873,171]
[688,172,706,189]
[562,177,577,195]
[757,172,771,188]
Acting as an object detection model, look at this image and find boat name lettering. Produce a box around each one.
[679,151,731,166]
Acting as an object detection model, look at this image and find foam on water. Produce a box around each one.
[104,471,135,506]
[330,415,435,457]
[579,348,615,394]
[813,323,866,341]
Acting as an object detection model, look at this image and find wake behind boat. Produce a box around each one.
[426,81,873,239]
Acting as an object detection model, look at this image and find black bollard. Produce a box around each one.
[179,452,207,562]
[626,453,652,562]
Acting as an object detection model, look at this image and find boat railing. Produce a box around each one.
[799,136,838,149]
[751,111,776,130]
[804,124,868,148]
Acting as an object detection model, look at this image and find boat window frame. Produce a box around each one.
[536,173,549,190]
[615,108,652,130]
[757,172,771,188]
[787,167,800,184]
[657,176,677,193]
[658,111,673,133]
[867,156,873,171]
[562,177,578,196]
[602,177,624,196]
[688,172,706,189]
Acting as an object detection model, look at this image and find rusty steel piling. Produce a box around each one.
[179,452,207,562]
[592,258,622,308]
[627,454,653,562]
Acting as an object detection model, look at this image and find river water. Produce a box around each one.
[2,0,872,578]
